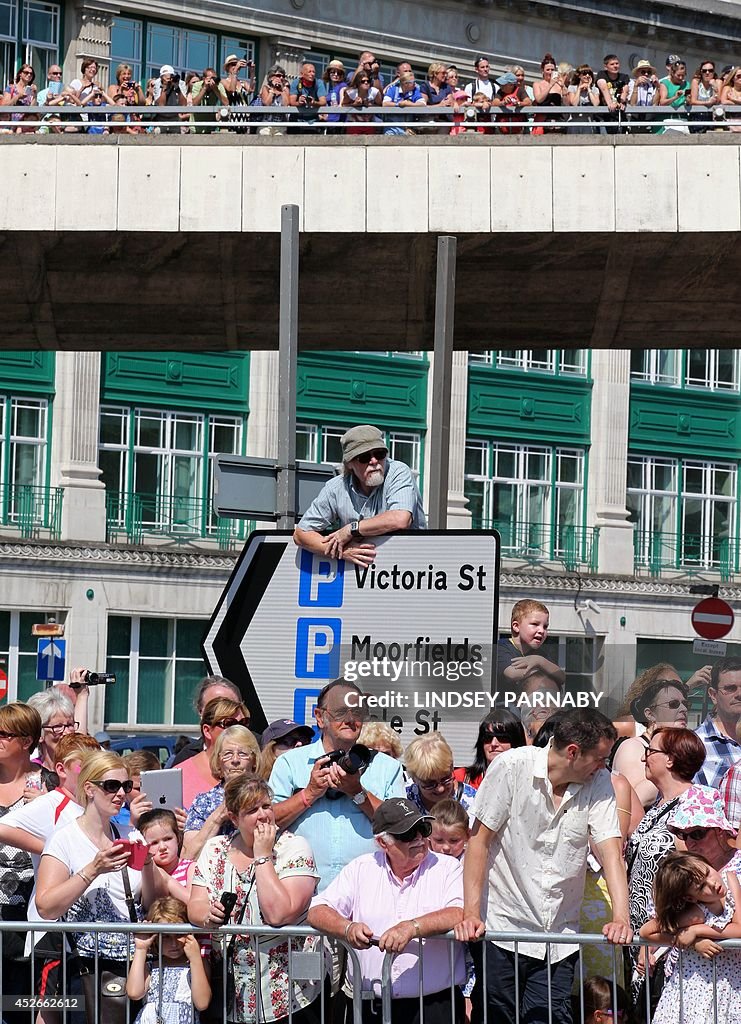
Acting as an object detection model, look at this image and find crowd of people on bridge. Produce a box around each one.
[2,48,738,136]
[1,626,741,1023]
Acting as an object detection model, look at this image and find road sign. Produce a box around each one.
[36,637,66,682]
[203,530,500,760]
[31,623,65,637]
[0,667,7,700]
[691,597,734,640]
[693,639,727,658]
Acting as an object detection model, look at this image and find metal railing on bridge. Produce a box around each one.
[1,103,740,135]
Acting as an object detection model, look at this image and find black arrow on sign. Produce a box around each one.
[202,534,290,733]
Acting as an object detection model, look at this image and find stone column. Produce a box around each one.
[587,350,634,575]
[247,351,280,459]
[63,2,114,86]
[51,352,107,542]
[266,38,311,79]
[447,351,471,527]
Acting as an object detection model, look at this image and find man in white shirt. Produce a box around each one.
[456,709,632,1024]
[464,56,496,101]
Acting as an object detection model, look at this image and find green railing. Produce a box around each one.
[0,484,63,540]
[634,529,738,581]
[105,491,251,552]
[473,519,599,572]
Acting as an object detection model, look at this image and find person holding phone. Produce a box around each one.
[657,59,690,133]
[36,751,160,1024]
[189,774,326,1023]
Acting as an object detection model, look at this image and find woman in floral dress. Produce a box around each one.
[189,774,325,1023]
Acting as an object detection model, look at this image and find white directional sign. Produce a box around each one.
[203,530,499,760]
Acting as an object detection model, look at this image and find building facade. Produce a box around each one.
[0,347,738,733]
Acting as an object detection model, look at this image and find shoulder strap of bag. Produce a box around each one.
[626,796,681,878]
[110,822,138,924]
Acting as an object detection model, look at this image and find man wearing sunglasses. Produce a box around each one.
[695,656,741,790]
[294,423,425,568]
[309,797,465,1022]
[457,708,632,1024]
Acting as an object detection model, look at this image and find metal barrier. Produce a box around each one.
[1,103,741,134]
[0,920,364,1024]
[2,922,740,1023]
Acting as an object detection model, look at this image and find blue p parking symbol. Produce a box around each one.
[295,618,342,679]
[298,550,345,607]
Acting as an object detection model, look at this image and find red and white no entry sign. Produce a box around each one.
[691,597,735,640]
[0,668,7,701]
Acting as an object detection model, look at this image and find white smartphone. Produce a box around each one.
[140,768,183,810]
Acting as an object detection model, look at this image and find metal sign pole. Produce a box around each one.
[427,236,457,530]
[276,204,300,530]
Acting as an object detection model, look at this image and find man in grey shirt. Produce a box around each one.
[293,423,425,567]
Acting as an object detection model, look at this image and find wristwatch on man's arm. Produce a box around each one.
[349,520,362,539]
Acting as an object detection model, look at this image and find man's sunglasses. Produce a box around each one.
[395,820,432,843]
[92,779,134,795]
[355,448,388,464]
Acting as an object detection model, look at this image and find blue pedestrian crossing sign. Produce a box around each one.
[36,638,66,682]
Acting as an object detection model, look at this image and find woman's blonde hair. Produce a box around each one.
[404,734,454,780]
[76,750,128,804]
[200,697,250,734]
[359,722,403,759]
[427,62,447,79]
[209,725,260,779]
[0,703,42,750]
[115,63,133,82]
[224,773,272,815]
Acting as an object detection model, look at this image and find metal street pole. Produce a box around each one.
[427,236,457,529]
[276,204,299,530]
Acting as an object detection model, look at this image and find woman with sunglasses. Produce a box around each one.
[178,697,250,807]
[309,796,465,1023]
[0,703,44,1019]
[720,66,741,132]
[404,733,476,816]
[613,676,692,809]
[182,725,261,860]
[453,710,526,790]
[623,727,707,1006]
[36,750,159,1024]
[258,719,314,781]
[2,64,37,122]
[689,62,721,131]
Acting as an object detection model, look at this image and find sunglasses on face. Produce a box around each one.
[680,828,711,841]
[649,699,688,711]
[92,779,134,795]
[213,716,248,729]
[418,774,454,791]
[355,448,388,464]
[0,731,20,740]
[483,729,510,741]
[395,820,432,843]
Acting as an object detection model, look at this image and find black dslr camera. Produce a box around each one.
[323,743,372,775]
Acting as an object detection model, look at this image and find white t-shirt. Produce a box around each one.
[41,819,142,960]
[3,789,84,949]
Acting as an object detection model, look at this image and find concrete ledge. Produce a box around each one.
[2,136,740,235]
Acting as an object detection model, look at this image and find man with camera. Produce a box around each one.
[288,61,327,129]
[154,63,186,133]
[190,67,229,133]
[269,679,404,891]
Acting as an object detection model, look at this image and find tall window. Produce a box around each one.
[628,455,737,570]
[464,441,584,558]
[631,350,740,391]
[110,17,142,81]
[297,423,422,477]
[146,22,215,80]
[105,615,209,726]
[0,1,59,91]
[99,407,243,537]
[468,350,587,376]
